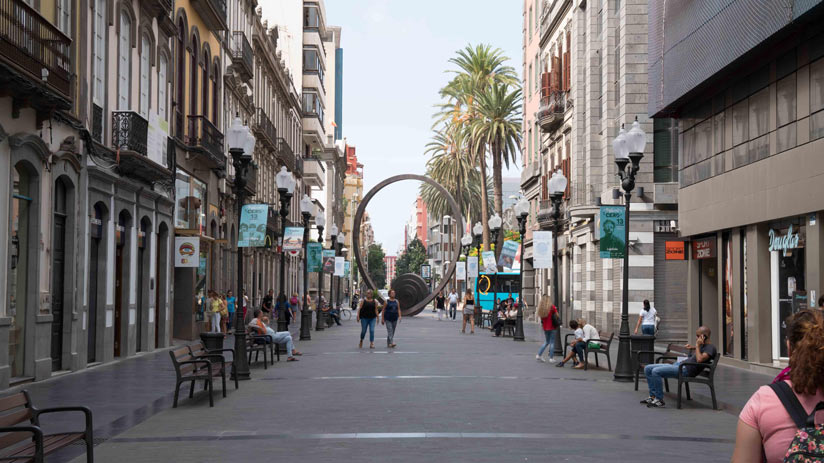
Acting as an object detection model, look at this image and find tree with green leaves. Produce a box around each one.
[367,244,387,289]
[393,238,427,288]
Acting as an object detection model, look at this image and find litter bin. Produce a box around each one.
[630,334,656,372]
[200,332,224,352]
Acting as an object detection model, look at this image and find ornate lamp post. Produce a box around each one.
[228,116,256,381]
[488,213,502,326]
[514,197,530,342]
[335,233,346,309]
[613,119,647,382]
[548,170,568,355]
[460,234,472,294]
[338,244,347,307]
[275,166,296,333]
[299,194,314,341]
[314,212,326,331]
[472,222,483,326]
[328,224,339,324]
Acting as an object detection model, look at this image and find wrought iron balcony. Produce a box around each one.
[144,0,172,18]
[277,137,296,174]
[231,31,253,82]
[187,115,225,169]
[537,91,566,133]
[190,0,227,31]
[253,107,277,150]
[0,0,72,107]
[112,111,148,156]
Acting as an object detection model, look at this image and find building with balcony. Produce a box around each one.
[522,0,684,339]
[342,144,363,253]
[649,0,824,370]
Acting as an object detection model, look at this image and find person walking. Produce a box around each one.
[226,290,236,331]
[289,292,301,337]
[435,291,446,321]
[274,294,292,331]
[448,289,459,320]
[357,291,379,349]
[209,290,222,333]
[461,290,475,334]
[536,296,559,362]
[381,289,402,348]
[634,299,658,335]
[219,293,229,334]
[241,289,249,324]
[732,309,824,462]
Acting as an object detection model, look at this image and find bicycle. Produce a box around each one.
[339,307,352,321]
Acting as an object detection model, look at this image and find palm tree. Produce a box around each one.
[419,156,493,228]
[471,81,523,258]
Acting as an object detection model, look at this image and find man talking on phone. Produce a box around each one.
[640,326,717,408]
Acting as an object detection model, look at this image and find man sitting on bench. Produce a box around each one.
[248,310,302,361]
[641,326,717,408]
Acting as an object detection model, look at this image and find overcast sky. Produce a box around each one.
[325,0,523,255]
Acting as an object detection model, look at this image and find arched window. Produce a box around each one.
[176,20,185,119]
[118,11,131,109]
[139,34,150,117]
[201,50,209,117]
[190,37,197,116]
[211,61,219,123]
[158,53,168,121]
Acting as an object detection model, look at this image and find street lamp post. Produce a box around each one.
[314,214,326,331]
[338,243,347,307]
[299,195,314,341]
[328,224,339,327]
[460,234,472,294]
[548,170,568,356]
[472,222,483,326]
[275,166,296,333]
[513,197,530,342]
[228,116,256,381]
[613,119,647,382]
[488,213,502,327]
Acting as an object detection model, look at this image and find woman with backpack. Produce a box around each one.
[536,296,559,363]
[732,309,824,462]
[381,289,402,348]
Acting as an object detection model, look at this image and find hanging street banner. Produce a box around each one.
[467,256,479,278]
[344,261,350,277]
[307,242,323,272]
[174,236,199,267]
[238,204,269,247]
[498,240,520,269]
[533,231,553,269]
[283,227,304,251]
[334,256,345,276]
[322,250,336,274]
[599,206,626,258]
[455,261,466,281]
[481,251,497,273]
[421,264,431,279]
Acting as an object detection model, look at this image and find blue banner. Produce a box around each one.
[599,206,626,258]
[238,204,269,247]
[307,242,323,272]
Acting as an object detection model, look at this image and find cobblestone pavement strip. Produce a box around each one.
[53,316,754,462]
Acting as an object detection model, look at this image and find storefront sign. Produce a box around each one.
[283,227,304,251]
[533,231,553,269]
[174,236,199,267]
[599,206,626,258]
[769,225,801,257]
[307,242,323,272]
[692,238,716,260]
[665,241,686,260]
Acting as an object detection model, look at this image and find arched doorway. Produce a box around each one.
[136,217,151,352]
[51,177,74,370]
[156,222,169,347]
[88,202,107,363]
[114,210,132,357]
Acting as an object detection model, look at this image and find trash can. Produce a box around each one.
[200,332,224,352]
[630,334,656,372]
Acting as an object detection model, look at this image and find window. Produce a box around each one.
[212,62,219,123]
[654,118,678,182]
[304,5,320,29]
[529,7,533,37]
[528,64,532,97]
[190,39,198,115]
[139,35,150,117]
[158,54,167,121]
[201,51,209,117]
[811,57,824,140]
[92,0,105,105]
[302,92,324,124]
[175,169,207,232]
[176,21,185,128]
[57,0,70,34]
[118,12,131,110]
[303,47,324,86]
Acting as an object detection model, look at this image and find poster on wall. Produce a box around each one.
[533,231,553,269]
[174,237,200,267]
[307,242,323,272]
[467,256,479,278]
[481,251,497,273]
[498,240,520,269]
[283,227,304,251]
[238,204,269,247]
[455,262,466,281]
[334,257,345,276]
[322,250,336,274]
[599,206,626,258]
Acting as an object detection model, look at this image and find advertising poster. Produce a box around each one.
[307,242,323,272]
[533,231,553,269]
[283,227,304,251]
[421,264,431,279]
[334,257,345,276]
[481,251,497,273]
[238,204,269,247]
[344,261,350,277]
[599,206,626,258]
[498,240,520,269]
[174,237,200,267]
[467,256,479,278]
[322,250,336,274]
[455,261,466,281]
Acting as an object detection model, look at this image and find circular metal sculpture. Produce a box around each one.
[353,174,464,317]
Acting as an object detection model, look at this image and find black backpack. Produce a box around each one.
[768,381,824,462]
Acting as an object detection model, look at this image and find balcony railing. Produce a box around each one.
[111,111,148,156]
[92,104,103,143]
[253,107,277,150]
[187,115,225,168]
[190,0,227,31]
[144,0,172,17]
[231,31,253,81]
[277,137,296,173]
[537,91,566,132]
[0,0,72,101]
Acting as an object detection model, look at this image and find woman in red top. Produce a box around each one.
[536,296,559,362]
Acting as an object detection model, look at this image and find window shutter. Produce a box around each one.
[541,72,551,99]
[551,56,561,92]
[541,174,548,200]
[139,36,150,117]
[564,51,571,91]
[562,158,571,200]
[158,55,167,121]
[118,13,130,110]
[93,0,105,104]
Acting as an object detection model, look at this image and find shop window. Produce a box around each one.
[732,100,748,147]
[740,229,748,360]
[175,169,206,232]
[771,220,806,359]
[810,57,824,140]
[722,232,734,357]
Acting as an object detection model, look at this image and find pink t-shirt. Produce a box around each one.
[739,381,824,462]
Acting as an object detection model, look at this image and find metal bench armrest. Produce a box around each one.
[33,406,93,436]
[655,355,679,364]
[678,361,712,376]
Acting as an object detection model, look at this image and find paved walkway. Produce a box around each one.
[6,315,775,462]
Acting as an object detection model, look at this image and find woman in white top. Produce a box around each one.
[634,299,657,335]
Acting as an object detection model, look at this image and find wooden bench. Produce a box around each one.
[634,343,691,391]
[169,346,217,408]
[187,342,238,398]
[583,331,614,371]
[635,343,720,409]
[0,390,93,462]
[246,331,279,368]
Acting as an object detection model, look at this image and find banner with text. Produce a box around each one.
[498,240,520,269]
[467,256,478,278]
[599,206,626,258]
[334,257,345,276]
[238,204,269,247]
[481,251,497,273]
[455,262,466,281]
[533,231,553,269]
[283,227,304,251]
[307,242,323,272]
[322,250,336,274]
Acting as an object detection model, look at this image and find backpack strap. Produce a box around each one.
[769,382,809,429]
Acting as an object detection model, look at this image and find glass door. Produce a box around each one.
[10,167,31,378]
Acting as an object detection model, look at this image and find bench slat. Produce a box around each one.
[0,395,28,414]
[0,409,32,428]
[0,427,36,451]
